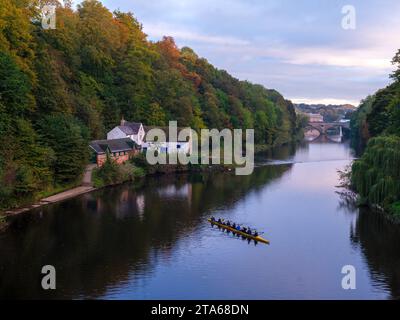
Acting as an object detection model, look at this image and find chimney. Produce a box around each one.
[121,116,126,126]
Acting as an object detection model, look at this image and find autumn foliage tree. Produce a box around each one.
[0,0,301,210]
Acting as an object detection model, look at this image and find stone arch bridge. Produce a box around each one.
[308,121,350,135]
[305,121,350,142]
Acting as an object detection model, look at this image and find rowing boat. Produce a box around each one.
[207,219,270,244]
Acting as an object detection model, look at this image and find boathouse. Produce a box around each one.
[89,138,139,167]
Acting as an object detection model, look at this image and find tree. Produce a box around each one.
[38,114,89,183]
[0,0,302,210]
[391,49,400,81]
[145,102,166,126]
[0,0,35,78]
[0,51,32,117]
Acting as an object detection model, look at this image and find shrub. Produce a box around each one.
[93,157,122,187]
[391,202,400,217]
[131,153,148,169]
[93,157,147,188]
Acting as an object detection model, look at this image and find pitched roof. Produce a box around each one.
[89,138,137,154]
[144,126,191,142]
[118,122,142,135]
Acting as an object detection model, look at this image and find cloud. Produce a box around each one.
[100,0,400,105]
[291,98,360,106]
[207,43,395,70]
[144,23,250,46]
[281,48,393,70]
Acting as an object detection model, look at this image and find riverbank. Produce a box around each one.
[0,164,97,229]
[358,203,400,224]
[4,141,397,299]
[0,143,291,230]
[4,186,97,217]
[0,160,233,232]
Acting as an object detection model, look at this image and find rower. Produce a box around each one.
[226,221,231,227]
[247,228,252,235]
[254,231,258,237]
[217,218,222,223]
[232,223,236,229]
[242,227,247,233]
[211,216,216,222]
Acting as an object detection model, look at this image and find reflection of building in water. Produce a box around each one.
[115,190,131,219]
[120,190,129,203]
[82,188,147,220]
[136,195,145,219]
[157,184,192,206]
[304,128,321,141]
[81,193,102,213]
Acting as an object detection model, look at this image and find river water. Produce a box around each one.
[1,141,400,300]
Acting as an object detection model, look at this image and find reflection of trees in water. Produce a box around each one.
[350,208,400,299]
[336,189,358,214]
[256,142,300,161]
[0,164,291,299]
[336,187,400,299]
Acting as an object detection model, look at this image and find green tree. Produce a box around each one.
[38,114,89,183]
[144,102,167,126]
[0,51,32,118]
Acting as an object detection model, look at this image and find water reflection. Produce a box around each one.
[0,166,290,299]
[351,208,400,299]
[1,141,399,300]
[212,224,261,246]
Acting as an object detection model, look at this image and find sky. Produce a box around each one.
[93,0,400,106]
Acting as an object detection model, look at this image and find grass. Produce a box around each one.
[391,201,400,217]
[38,184,80,199]
[132,166,146,178]
[91,169,104,188]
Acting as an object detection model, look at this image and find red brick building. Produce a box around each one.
[89,138,139,167]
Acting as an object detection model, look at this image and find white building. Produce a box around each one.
[107,119,146,146]
[142,126,192,155]
[107,119,192,155]
[306,113,324,123]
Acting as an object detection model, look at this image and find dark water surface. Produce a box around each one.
[1,141,400,299]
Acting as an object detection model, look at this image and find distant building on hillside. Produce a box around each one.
[89,138,139,167]
[107,118,146,146]
[306,113,324,123]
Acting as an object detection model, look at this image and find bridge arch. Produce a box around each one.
[305,121,350,142]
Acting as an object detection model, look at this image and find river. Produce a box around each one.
[1,141,400,299]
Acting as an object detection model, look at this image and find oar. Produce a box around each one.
[216,221,265,234]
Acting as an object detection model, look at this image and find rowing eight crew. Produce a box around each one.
[210,216,259,237]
